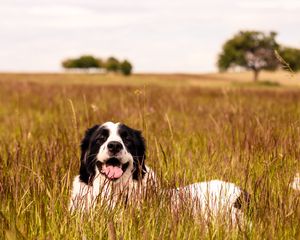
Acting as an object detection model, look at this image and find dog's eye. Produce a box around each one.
[95,135,107,144]
[120,132,132,146]
[121,131,128,138]
[124,136,132,145]
[125,136,131,141]
[100,135,107,140]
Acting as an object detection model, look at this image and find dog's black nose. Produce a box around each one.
[107,141,123,154]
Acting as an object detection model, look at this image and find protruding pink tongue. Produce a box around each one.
[102,165,123,179]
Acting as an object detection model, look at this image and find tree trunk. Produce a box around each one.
[253,70,260,82]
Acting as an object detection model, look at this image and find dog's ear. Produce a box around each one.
[79,125,100,184]
[132,129,147,181]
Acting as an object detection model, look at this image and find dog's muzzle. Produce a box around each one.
[97,157,129,180]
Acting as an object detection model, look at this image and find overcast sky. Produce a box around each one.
[1,0,300,73]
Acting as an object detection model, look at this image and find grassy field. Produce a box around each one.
[1,70,300,88]
[0,72,300,239]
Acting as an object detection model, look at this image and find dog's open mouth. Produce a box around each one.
[97,158,129,180]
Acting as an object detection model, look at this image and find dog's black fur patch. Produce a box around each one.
[79,124,101,184]
[79,123,146,185]
[118,123,146,180]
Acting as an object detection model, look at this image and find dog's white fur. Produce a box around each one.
[172,180,245,225]
[69,165,156,212]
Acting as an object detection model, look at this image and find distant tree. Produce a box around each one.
[76,55,99,69]
[62,55,134,75]
[62,55,100,71]
[279,47,300,72]
[218,31,280,81]
[120,60,133,76]
[62,59,78,69]
[105,57,120,73]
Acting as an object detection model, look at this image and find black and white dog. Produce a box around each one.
[69,122,156,212]
[70,122,249,225]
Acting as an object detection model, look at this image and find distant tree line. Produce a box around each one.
[218,31,300,81]
[62,55,133,75]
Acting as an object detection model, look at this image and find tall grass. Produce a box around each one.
[0,76,299,239]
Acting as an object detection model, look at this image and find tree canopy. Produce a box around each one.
[105,57,120,73]
[218,31,281,81]
[62,55,100,70]
[120,60,133,76]
[62,55,133,75]
[279,47,300,72]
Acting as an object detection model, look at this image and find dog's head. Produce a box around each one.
[79,122,146,184]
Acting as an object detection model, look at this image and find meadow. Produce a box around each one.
[0,72,300,239]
